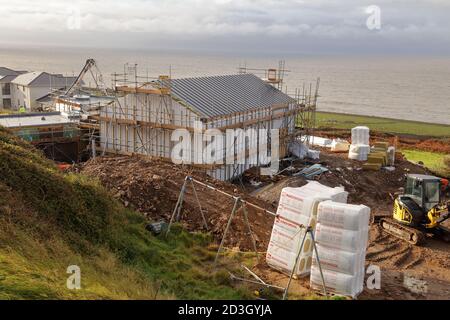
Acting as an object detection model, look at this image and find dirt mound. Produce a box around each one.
[250,149,430,217]
[82,156,275,251]
[315,151,430,216]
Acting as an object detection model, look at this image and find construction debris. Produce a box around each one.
[294,164,329,179]
[331,139,350,152]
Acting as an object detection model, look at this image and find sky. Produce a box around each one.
[0,0,449,55]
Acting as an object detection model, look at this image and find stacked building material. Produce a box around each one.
[310,201,370,298]
[266,182,348,277]
[387,146,396,166]
[331,140,350,153]
[363,142,390,171]
[349,126,370,161]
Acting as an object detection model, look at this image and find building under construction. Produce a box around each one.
[97,65,318,181]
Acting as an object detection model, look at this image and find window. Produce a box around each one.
[425,182,440,204]
[1,83,11,95]
[2,99,11,109]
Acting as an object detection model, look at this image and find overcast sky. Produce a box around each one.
[1,0,449,55]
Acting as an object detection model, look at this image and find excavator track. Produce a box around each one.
[432,226,450,243]
[379,218,425,245]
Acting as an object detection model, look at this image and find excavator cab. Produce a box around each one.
[404,175,441,212]
[381,174,450,245]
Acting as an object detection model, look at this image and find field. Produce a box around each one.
[315,112,450,137]
[401,150,449,177]
[313,112,450,177]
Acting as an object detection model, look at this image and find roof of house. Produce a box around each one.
[0,67,25,76]
[0,75,18,83]
[35,93,54,104]
[12,72,77,88]
[167,73,295,118]
[0,112,74,128]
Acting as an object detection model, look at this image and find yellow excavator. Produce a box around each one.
[380,174,450,245]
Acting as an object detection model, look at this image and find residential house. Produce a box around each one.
[0,67,27,110]
[10,72,77,111]
[100,73,317,181]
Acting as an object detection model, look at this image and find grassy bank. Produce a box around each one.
[0,127,251,300]
[315,112,450,137]
[401,150,449,177]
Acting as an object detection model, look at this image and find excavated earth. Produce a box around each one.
[82,149,450,300]
[82,156,276,252]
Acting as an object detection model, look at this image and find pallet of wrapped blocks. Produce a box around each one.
[266,216,315,276]
[310,201,370,298]
[315,224,369,252]
[316,201,370,232]
[351,126,370,145]
[310,267,365,299]
[312,227,368,297]
[277,188,327,222]
[295,181,349,204]
[312,244,366,276]
[348,144,371,161]
[266,237,314,277]
[267,183,348,277]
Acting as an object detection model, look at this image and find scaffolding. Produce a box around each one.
[238,60,289,91]
[166,176,328,300]
[97,63,319,180]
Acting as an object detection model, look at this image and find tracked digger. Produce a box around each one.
[380,174,450,245]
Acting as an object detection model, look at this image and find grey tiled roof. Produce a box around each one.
[168,73,295,118]
[0,75,17,83]
[12,72,77,88]
[0,67,23,76]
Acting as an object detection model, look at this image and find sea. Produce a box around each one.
[1,46,449,125]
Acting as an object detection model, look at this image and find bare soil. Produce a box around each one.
[82,156,275,252]
[82,149,450,300]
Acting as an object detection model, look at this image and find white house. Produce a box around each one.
[10,72,77,111]
[0,67,27,110]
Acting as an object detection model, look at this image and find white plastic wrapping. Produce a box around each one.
[315,224,365,253]
[351,126,370,145]
[311,200,370,298]
[312,244,364,275]
[317,201,370,231]
[331,139,350,152]
[267,183,349,277]
[348,144,371,161]
[310,267,364,299]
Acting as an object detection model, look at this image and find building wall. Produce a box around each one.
[100,93,201,159]
[11,85,52,111]
[99,92,298,181]
[0,82,12,109]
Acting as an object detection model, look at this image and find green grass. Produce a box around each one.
[402,150,449,177]
[0,126,251,300]
[314,112,450,137]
